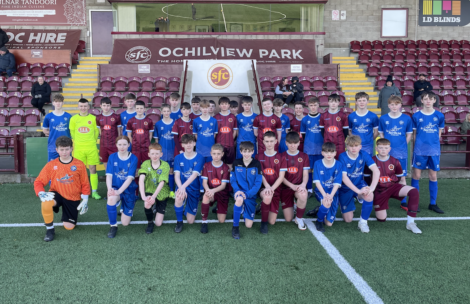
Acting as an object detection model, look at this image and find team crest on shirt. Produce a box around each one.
[385,121,389,125]
[71,166,77,171]
[336,117,341,121]
[251,169,256,175]
[210,123,213,126]
[51,119,55,122]
[229,118,233,122]
[64,118,68,121]
[88,121,91,124]
[144,121,148,125]
[111,118,115,122]
[114,162,118,166]
[359,159,363,164]
[271,119,276,124]
[366,118,370,122]
[433,117,438,121]
[388,164,394,170]
[53,166,58,170]
[399,120,404,125]
[419,118,423,122]
[274,159,279,164]
[180,162,184,166]
[157,169,162,174]
[298,158,303,163]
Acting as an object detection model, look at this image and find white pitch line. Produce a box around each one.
[305,220,384,304]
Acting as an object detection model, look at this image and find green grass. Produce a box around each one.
[1,179,470,303]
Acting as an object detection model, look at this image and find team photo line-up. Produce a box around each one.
[34,90,445,241]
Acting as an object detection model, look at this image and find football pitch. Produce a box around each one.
[2,179,470,303]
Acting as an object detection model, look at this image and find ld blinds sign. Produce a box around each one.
[419,0,470,26]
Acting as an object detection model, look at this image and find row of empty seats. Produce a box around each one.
[0,128,26,151]
[99,76,181,92]
[350,40,470,53]
[367,62,469,77]
[0,109,41,126]
[0,76,62,92]
[0,92,49,108]
[262,90,346,105]
[260,76,339,92]
[93,91,173,108]
[375,76,470,91]
[386,90,470,106]
[358,51,470,64]
[16,63,70,77]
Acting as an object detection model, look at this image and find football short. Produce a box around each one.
[51,191,81,224]
[222,146,236,165]
[99,145,118,163]
[261,188,281,214]
[314,190,339,224]
[183,191,200,216]
[146,192,167,214]
[338,180,368,214]
[236,141,257,159]
[114,185,137,217]
[74,148,100,166]
[278,140,288,154]
[209,192,229,214]
[412,154,440,171]
[373,183,405,212]
[308,154,323,170]
[397,158,408,177]
[241,198,257,221]
[280,185,300,210]
[132,148,149,168]
[48,151,59,162]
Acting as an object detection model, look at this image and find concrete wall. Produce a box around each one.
[324,0,470,48]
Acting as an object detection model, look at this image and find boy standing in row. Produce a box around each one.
[42,94,71,162]
[193,100,218,163]
[154,104,176,195]
[236,96,257,159]
[253,98,282,155]
[97,97,122,170]
[348,92,379,156]
[126,100,154,167]
[214,97,238,169]
[320,94,349,159]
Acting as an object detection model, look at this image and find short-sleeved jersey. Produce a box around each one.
[348,111,379,154]
[42,112,72,152]
[230,158,263,199]
[126,116,154,149]
[338,151,376,191]
[301,113,323,155]
[319,110,349,146]
[69,114,99,150]
[171,117,193,155]
[106,152,138,189]
[236,112,257,143]
[174,152,205,193]
[253,113,282,152]
[138,159,171,200]
[281,150,310,185]
[120,110,137,135]
[189,112,202,120]
[96,113,122,148]
[365,155,404,192]
[193,116,218,157]
[313,159,343,194]
[170,109,183,121]
[215,112,238,147]
[256,151,287,186]
[201,161,230,192]
[154,119,175,162]
[34,157,91,201]
[278,114,290,142]
[378,113,413,159]
[412,110,445,156]
[290,116,304,150]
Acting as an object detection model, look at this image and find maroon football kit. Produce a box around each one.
[279,150,310,209]
[126,116,154,166]
[320,110,349,158]
[171,117,193,156]
[290,117,304,152]
[257,151,287,213]
[214,112,238,164]
[253,113,282,155]
[201,161,230,214]
[96,113,121,162]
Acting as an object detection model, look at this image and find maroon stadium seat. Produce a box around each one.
[17,63,30,77]
[272,76,283,89]
[395,41,406,52]
[461,40,470,51]
[0,76,5,91]
[56,63,70,77]
[6,76,20,92]
[324,76,338,91]
[146,109,161,124]
[445,126,462,145]
[262,91,275,101]
[168,77,181,92]
[116,108,126,115]
[317,91,330,107]
[372,40,384,52]
[463,51,470,63]
[43,63,56,77]
[362,40,372,52]
[417,63,430,75]
[150,92,164,108]
[21,92,33,107]
[402,76,415,91]
[9,127,27,146]
[30,63,44,77]
[141,77,155,92]
[0,92,7,107]
[93,92,107,108]
[342,107,354,117]
[440,51,452,63]
[401,106,413,118]
[428,52,440,63]
[367,63,379,77]
[47,77,62,92]
[383,40,394,52]
[350,40,361,53]
[438,40,450,52]
[440,90,456,105]
[127,76,142,92]
[392,63,405,76]
[394,51,405,63]
[441,76,454,90]
[453,62,465,76]
[449,40,461,52]
[299,76,311,90]
[429,63,442,76]
[392,76,403,89]
[303,91,316,100]
[155,77,168,92]
[404,63,417,76]
[77,40,86,53]
[0,109,8,126]
[382,51,394,63]
[136,92,150,107]
[441,63,453,76]
[100,77,114,92]
[113,77,128,92]
[88,109,101,116]
[164,92,173,104]
[358,52,371,64]
[311,76,324,91]
[417,40,428,52]
[370,51,382,63]
[428,40,439,52]
[401,91,414,106]
[72,51,79,65]
[429,76,442,89]
[260,76,272,92]
[405,40,417,52]
[0,128,8,148]
[8,109,24,126]
[452,51,463,64]
[455,91,469,105]
[417,52,428,63]
[108,92,123,107]
[7,92,22,107]
[24,109,41,126]
[405,52,417,63]
[376,76,386,90]
[19,77,35,92]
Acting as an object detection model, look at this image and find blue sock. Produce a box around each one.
[174,205,184,222]
[106,204,117,226]
[233,205,242,227]
[411,178,420,191]
[361,200,373,220]
[316,205,329,223]
[429,180,438,205]
[307,172,313,191]
[401,197,407,204]
[169,174,175,192]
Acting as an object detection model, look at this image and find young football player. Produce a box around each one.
[172,102,193,156]
[236,96,258,159]
[97,97,122,170]
[290,102,305,152]
[69,98,101,200]
[257,131,286,234]
[126,100,154,167]
[320,94,349,159]
[139,143,171,234]
[154,104,175,195]
[169,92,182,121]
[301,97,323,196]
[189,97,201,120]
[214,97,238,168]
[105,136,138,238]
[273,98,290,153]
[230,100,239,116]
[193,99,218,163]
[42,94,71,161]
[230,141,263,239]
[411,92,445,213]
[208,100,216,117]
[253,98,282,155]
[312,142,343,232]
[200,144,230,233]
[378,95,413,209]
[364,138,422,234]
[34,136,91,242]
[338,135,380,233]
[173,134,205,233]
[348,92,379,156]
[120,93,137,150]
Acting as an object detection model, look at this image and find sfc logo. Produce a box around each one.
[125,46,152,63]
[207,63,233,90]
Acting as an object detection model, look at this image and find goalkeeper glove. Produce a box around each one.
[77,194,89,215]
[38,191,55,203]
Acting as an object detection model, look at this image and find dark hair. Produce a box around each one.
[241,96,253,104]
[161,104,170,111]
[209,100,216,105]
[181,134,196,144]
[100,97,111,105]
[191,97,201,104]
[328,94,340,102]
[294,102,304,108]
[285,132,300,144]
[181,102,191,110]
[135,100,146,107]
[263,131,276,139]
[55,136,73,148]
[418,73,426,77]
[124,93,136,100]
[355,92,369,101]
[273,98,284,107]
[239,141,255,152]
[230,100,239,108]
[376,138,391,146]
[218,97,230,105]
[78,98,89,104]
[322,142,336,152]
[170,92,180,100]
[262,97,273,103]
[53,93,64,102]
[421,91,437,101]
[308,97,319,104]
[115,135,131,144]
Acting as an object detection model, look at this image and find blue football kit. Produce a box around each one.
[154,119,175,167]
[300,113,324,169]
[236,112,258,159]
[412,110,445,171]
[313,159,343,223]
[193,116,218,162]
[120,110,137,151]
[42,112,72,161]
[348,111,379,155]
[170,109,183,121]
[174,152,205,216]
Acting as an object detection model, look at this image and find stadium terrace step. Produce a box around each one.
[344,91,376,96]
[332,57,355,60]
[63,83,98,87]
[340,82,373,85]
[338,64,359,68]
[339,68,363,72]
[76,61,109,64]
[71,73,98,78]
[342,87,374,91]
[340,76,368,80]
[333,60,356,64]
[72,69,97,73]
[63,88,96,93]
[62,93,93,97]
[67,78,98,82]
[81,57,111,60]
[77,65,99,69]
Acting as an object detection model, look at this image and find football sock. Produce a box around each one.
[429,180,438,206]
[296,207,306,219]
[407,215,415,225]
[174,205,184,222]
[407,188,419,217]
[361,200,373,221]
[316,205,329,223]
[261,202,269,222]
[411,178,420,191]
[233,205,242,227]
[169,174,175,192]
[41,200,55,224]
[201,203,210,222]
[144,207,154,223]
[90,173,98,191]
[46,223,54,229]
[106,204,117,226]
[307,172,313,191]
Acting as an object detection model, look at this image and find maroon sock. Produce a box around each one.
[261,203,269,222]
[201,203,210,221]
[407,188,419,218]
[296,207,306,218]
